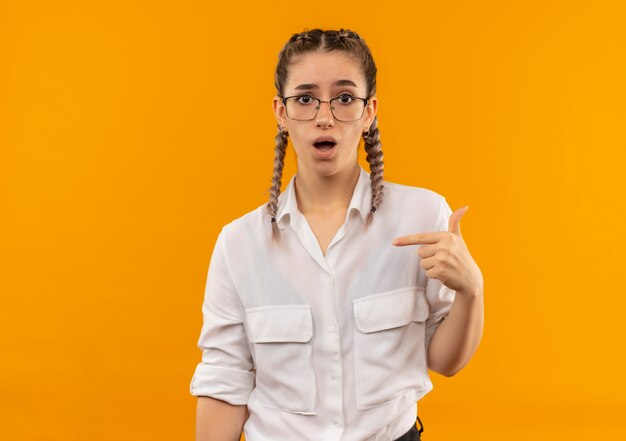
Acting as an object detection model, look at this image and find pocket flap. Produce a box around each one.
[245,305,313,343]
[353,286,429,333]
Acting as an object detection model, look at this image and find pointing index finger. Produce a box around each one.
[392,231,446,246]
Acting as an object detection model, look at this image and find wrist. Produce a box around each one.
[457,283,483,300]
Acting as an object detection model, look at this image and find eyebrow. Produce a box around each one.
[293,79,359,91]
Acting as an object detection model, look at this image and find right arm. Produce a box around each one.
[195,396,249,441]
[190,229,255,440]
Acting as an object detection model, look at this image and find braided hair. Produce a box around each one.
[268,28,384,241]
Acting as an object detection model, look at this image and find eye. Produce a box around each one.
[296,95,316,105]
[336,93,354,104]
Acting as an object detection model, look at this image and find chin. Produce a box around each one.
[310,160,356,177]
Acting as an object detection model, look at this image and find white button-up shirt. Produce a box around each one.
[190,166,456,441]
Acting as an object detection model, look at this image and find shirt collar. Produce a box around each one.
[275,166,372,231]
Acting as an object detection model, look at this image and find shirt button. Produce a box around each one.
[331,417,340,426]
[328,324,335,333]
[329,371,337,380]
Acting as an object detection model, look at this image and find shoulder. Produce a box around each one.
[383,178,447,210]
[219,201,271,243]
[380,177,451,231]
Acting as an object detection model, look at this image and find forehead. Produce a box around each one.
[286,51,364,92]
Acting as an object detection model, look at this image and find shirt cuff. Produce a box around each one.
[189,363,255,405]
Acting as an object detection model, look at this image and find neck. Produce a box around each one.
[294,164,361,215]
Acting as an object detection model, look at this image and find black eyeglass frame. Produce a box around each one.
[280,94,369,122]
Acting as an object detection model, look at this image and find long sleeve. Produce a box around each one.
[424,196,457,353]
[189,227,255,405]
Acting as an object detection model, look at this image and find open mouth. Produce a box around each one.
[313,141,337,150]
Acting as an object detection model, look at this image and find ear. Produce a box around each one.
[363,95,378,129]
[273,96,288,128]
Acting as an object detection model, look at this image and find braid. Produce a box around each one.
[363,115,384,227]
[291,28,313,45]
[266,124,288,241]
[337,28,356,40]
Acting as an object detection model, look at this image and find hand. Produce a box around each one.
[391,205,483,296]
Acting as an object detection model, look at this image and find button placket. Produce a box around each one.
[326,267,344,429]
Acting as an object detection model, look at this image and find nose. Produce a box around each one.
[315,100,335,128]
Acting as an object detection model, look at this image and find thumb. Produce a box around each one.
[448,205,469,235]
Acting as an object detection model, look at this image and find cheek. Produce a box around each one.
[290,136,308,157]
[351,127,364,142]
[342,132,362,151]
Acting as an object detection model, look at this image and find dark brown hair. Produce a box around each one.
[267,28,384,240]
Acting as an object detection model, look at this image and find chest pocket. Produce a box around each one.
[245,304,317,415]
[352,286,430,410]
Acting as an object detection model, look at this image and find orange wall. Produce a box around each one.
[1,1,625,440]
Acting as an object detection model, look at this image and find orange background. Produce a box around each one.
[1,1,625,440]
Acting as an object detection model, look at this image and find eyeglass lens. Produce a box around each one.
[285,96,365,121]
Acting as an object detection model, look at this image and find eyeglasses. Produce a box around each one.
[281,93,369,122]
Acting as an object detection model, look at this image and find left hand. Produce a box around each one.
[391,205,483,296]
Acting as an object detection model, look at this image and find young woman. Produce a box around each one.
[190,28,484,441]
